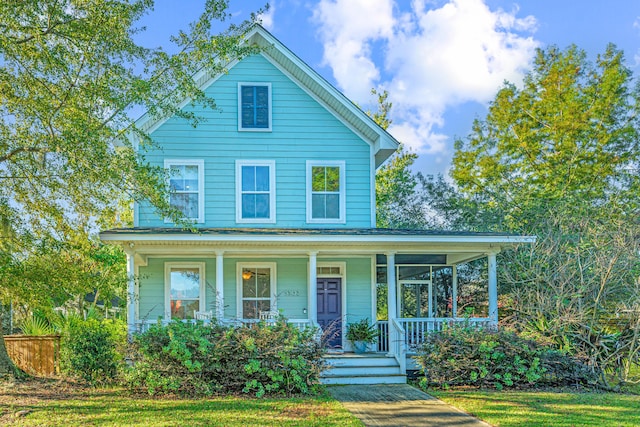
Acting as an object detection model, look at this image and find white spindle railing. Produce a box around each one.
[376,317,492,352]
[376,321,389,352]
[390,318,406,374]
[135,318,314,334]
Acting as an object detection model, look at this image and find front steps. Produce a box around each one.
[321,353,407,385]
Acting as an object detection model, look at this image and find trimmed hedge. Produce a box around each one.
[125,318,325,397]
[60,317,127,385]
[415,326,595,390]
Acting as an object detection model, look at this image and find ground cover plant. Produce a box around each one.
[430,389,640,427]
[126,318,325,397]
[0,379,362,427]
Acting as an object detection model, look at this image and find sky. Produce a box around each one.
[137,0,640,176]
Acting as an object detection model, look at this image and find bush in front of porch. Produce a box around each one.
[124,318,325,397]
[416,326,596,390]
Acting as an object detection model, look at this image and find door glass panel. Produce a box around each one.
[433,266,453,317]
[400,282,431,318]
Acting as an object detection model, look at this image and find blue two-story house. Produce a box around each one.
[100,25,534,384]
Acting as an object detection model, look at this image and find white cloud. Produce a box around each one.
[257,1,276,30]
[312,0,395,101]
[312,0,539,157]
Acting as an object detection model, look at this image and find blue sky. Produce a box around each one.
[138,0,640,176]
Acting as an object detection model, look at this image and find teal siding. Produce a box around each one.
[321,257,373,323]
[138,54,372,228]
[222,257,308,320]
[136,256,373,325]
[137,257,216,321]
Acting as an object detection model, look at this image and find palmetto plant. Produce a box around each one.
[18,315,55,336]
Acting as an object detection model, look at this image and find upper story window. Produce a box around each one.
[165,159,205,223]
[238,82,272,131]
[236,160,275,223]
[306,160,346,223]
[165,262,205,320]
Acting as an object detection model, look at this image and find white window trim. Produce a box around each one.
[164,262,206,320]
[237,82,272,132]
[164,159,205,224]
[236,262,277,320]
[235,160,276,224]
[306,160,346,224]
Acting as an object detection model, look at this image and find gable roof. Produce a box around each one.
[136,25,400,168]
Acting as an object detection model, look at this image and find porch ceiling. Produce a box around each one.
[100,227,535,263]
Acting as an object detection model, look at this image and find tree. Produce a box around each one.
[369,90,427,229]
[451,44,640,230]
[0,0,262,378]
[433,44,640,385]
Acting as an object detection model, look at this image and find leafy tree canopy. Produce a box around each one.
[0,0,262,377]
[451,44,640,231]
[370,90,427,229]
[433,44,640,385]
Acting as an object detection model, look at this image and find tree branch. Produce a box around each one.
[0,146,48,163]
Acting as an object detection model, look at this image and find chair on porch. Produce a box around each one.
[194,310,213,321]
[259,310,279,322]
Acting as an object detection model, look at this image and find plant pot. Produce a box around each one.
[353,341,368,353]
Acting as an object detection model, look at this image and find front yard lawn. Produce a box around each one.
[430,389,640,427]
[0,379,363,427]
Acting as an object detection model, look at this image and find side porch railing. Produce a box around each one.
[376,317,492,353]
[135,318,313,334]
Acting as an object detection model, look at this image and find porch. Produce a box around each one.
[100,227,534,383]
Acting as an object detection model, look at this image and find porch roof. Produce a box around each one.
[100,227,535,265]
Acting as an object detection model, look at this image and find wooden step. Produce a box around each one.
[320,353,407,385]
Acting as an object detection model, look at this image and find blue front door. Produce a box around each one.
[317,278,342,349]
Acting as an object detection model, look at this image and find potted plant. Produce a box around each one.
[346,318,378,353]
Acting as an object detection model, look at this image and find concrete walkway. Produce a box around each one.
[328,384,491,427]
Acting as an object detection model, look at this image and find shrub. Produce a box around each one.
[415,326,594,390]
[59,317,127,385]
[125,317,325,397]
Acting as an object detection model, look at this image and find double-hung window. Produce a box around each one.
[306,160,346,223]
[236,160,275,223]
[165,262,205,320]
[237,263,276,320]
[165,159,204,223]
[238,82,272,131]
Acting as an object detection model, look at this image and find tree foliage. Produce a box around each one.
[0,0,262,377]
[430,44,640,386]
[451,44,640,229]
[370,90,427,229]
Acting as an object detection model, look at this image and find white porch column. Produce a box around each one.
[125,248,136,338]
[488,252,498,326]
[452,265,458,318]
[308,251,318,324]
[387,252,397,354]
[215,251,224,321]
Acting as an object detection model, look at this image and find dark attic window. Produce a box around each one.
[239,83,271,130]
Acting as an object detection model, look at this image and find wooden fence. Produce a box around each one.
[3,335,61,376]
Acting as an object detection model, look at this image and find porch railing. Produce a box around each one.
[377,317,492,352]
[135,318,313,334]
[390,318,406,373]
[376,321,389,352]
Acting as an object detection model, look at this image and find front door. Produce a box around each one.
[317,278,342,349]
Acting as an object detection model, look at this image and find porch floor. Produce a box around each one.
[328,384,491,427]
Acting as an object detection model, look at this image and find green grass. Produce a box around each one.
[430,389,640,427]
[0,388,363,427]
